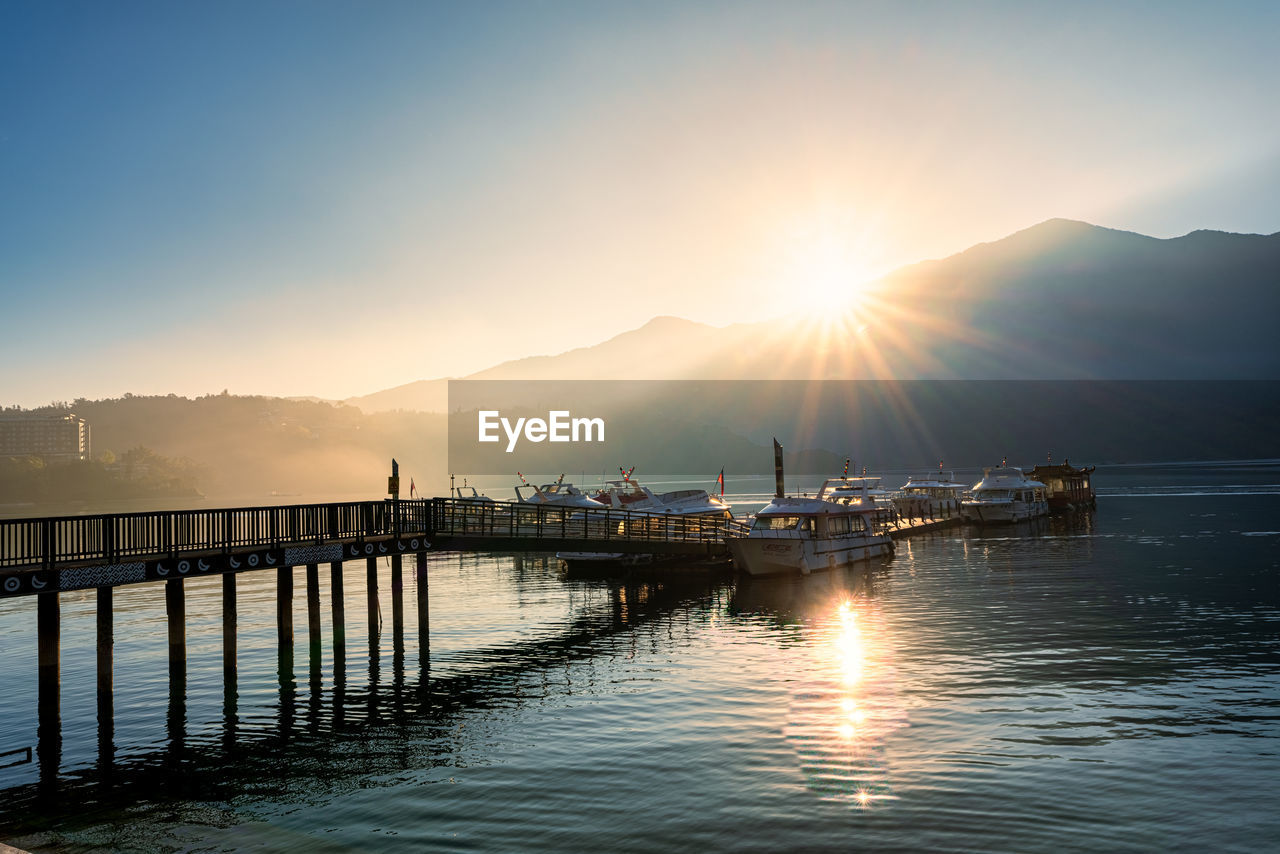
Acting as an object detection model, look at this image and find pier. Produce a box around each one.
[0,490,958,802]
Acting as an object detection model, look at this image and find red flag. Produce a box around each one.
[410,478,416,498]
[716,468,724,498]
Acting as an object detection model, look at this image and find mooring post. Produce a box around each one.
[366,555,379,638]
[37,589,61,786]
[96,586,113,771]
[277,565,293,646]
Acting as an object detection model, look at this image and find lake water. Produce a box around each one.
[2,462,1278,852]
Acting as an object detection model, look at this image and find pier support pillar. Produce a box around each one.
[97,586,113,770]
[330,560,346,685]
[277,565,293,646]
[306,563,321,651]
[165,578,185,678]
[330,561,345,647]
[165,578,187,756]
[222,572,237,747]
[416,551,429,676]
[366,556,379,638]
[223,572,237,679]
[37,590,60,786]
[391,553,404,646]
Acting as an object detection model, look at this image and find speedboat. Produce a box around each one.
[727,478,893,576]
[960,466,1049,523]
[891,470,967,519]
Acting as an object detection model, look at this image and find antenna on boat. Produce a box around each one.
[773,438,785,498]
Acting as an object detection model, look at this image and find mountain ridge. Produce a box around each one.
[345,219,1280,412]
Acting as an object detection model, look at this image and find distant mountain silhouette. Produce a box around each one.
[349,220,1280,412]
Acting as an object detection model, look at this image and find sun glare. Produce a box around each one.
[773,209,882,312]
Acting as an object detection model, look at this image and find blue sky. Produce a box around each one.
[3,0,1278,406]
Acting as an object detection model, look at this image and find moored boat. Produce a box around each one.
[727,477,894,576]
[1025,459,1096,511]
[826,475,894,523]
[515,477,609,510]
[891,468,967,519]
[961,466,1048,523]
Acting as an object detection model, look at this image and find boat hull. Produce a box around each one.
[961,499,1048,524]
[727,534,893,577]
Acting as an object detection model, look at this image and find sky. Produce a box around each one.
[2,0,1278,407]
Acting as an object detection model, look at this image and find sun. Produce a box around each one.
[771,209,884,312]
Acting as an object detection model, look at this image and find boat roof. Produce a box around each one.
[972,466,1047,489]
[756,479,880,516]
[900,479,967,490]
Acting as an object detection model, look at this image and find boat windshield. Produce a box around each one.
[973,489,1012,500]
[752,515,806,531]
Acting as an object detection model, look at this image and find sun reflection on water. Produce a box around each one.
[785,593,907,808]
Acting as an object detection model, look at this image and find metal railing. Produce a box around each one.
[0,498,747,570]
[0,499,431,569]
[431,500,746,546]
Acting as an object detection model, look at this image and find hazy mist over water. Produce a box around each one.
[1,462,1277,851]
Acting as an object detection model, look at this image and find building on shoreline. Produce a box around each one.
[0,412,92,462]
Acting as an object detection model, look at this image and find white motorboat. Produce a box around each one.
[559,471,732,566]
[591,472,732,519]
[891,470,967,519]
[515,478,609,510]
[825,475,894,523]
[961,466,1049,523]
[727,478,893,577]
[450,482,494,503]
